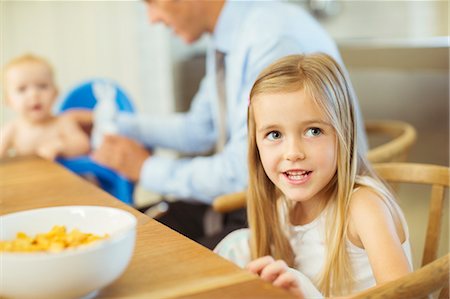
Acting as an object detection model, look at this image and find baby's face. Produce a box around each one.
[5,62,58,123]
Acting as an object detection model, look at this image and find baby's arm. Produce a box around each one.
[348,188,411,284]
[0,122,15,158]
[60,109,93,135]
[57,117,90,158]
[36,138,65,160]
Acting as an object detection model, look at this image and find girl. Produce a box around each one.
[214,53,412,298]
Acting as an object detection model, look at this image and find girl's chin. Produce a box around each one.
[281,191,311,203]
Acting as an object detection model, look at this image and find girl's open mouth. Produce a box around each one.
[283,170,312,184]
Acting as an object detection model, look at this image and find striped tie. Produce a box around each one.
[215,50,227,152]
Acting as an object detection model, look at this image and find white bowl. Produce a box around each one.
[0,205,137,299]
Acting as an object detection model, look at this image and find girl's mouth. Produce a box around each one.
[283,170,312,184]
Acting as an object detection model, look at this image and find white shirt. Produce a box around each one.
[215,197,412,297]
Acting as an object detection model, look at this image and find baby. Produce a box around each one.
[0,54,90,160]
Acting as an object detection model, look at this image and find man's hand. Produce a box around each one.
[246,256,305,299]
[91,134,151,182]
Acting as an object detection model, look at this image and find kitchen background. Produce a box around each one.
[1,0,448,270]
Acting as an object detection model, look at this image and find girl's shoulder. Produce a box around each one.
[349,186,385,210]
[348,185,395,226]
[347,185,407,248]
[347,186,390,247]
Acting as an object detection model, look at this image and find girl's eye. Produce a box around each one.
[305,127,322,137]
[267,131,282,141]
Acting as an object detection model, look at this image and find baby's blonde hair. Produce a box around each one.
[247,53,397,296]
[1,54,55,100]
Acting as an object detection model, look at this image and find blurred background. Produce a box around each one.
[1,0,448,270]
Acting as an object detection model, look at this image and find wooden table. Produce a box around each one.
[0,156,295,298]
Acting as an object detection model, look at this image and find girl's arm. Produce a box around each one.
[348,187,411,283]
[0,122,15,158]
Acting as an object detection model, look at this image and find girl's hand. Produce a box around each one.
[246,256,305,299]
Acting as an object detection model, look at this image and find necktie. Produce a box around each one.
[215,50,227,152]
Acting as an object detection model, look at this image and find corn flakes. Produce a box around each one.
[0,225,109,253]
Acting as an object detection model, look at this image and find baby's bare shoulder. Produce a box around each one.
[1,120,18,135]
[55,115,87,137]
[55,115,78,129]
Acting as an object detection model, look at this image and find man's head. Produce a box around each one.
[144,0,225,44]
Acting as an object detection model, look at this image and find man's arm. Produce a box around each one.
[116,78,217,154]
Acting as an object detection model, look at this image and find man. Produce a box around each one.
[91,0,367,249]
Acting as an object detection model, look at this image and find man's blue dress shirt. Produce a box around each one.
[117,0,366,204]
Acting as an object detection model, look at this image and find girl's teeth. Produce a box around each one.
[286,171,309,180]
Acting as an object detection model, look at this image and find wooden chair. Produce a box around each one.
[366,120,417,163]
[348,253,449,299]
[365,162,450,299]
[373,163,449,268]
[213,120,417,213]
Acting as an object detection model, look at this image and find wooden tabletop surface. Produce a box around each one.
[0,156,295,298]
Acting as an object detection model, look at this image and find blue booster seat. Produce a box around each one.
[56,79,135,205]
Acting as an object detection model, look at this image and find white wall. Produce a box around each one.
[317,1,447,39]
[1,1,175,125]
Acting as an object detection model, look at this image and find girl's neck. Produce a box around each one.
[290,189,332,226]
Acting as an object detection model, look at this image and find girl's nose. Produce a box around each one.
[285,139,306,161]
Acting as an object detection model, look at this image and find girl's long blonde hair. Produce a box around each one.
[247,53,397,296]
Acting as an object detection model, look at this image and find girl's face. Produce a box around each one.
[253,89,337,205]
[5,62,57,123]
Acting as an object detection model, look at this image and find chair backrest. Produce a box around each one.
[373,162,450,268]
[349,253,449,299]
[366,120,417,163]
[57,79,135,113]
[212,120,418,213]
